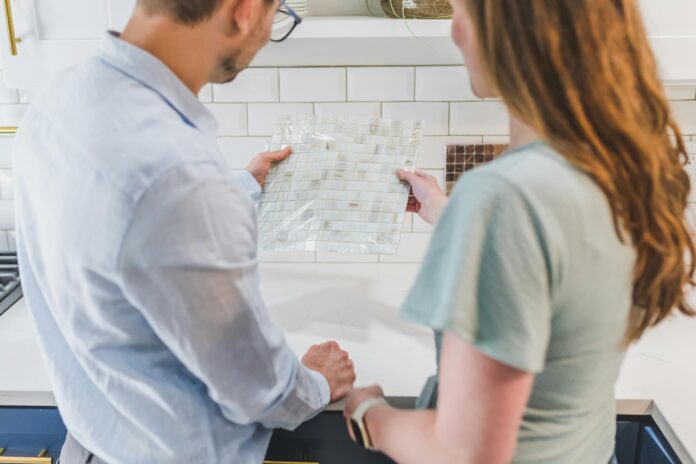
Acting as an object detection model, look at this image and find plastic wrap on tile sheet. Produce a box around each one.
[258,114,423,254]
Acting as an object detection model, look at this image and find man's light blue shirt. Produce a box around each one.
[12,33,329,464]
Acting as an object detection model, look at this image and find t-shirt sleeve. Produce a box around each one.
[401,171,554,373]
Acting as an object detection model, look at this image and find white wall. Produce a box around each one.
[0,65,695,264]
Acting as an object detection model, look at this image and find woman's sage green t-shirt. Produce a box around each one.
[401,142,636,464]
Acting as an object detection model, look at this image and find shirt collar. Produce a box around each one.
[97,31,217,137]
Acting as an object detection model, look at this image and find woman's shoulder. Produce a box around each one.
[478,142,581,186]
[451,141,601,214]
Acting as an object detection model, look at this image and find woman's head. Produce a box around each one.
[452,0,695,342]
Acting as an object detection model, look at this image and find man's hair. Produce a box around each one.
[139,0,274,25]
[138,0,222,24]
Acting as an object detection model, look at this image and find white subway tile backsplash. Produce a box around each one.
[18,89,31,104]
[317,252,379,263]
[0,201,14,229]
[382,102,449,135]
[315,102,381,118]
[664,85,696,100]
[0,231,9,252]
[348,67,415,102]
[419,136,481,169]
[109,0,136,30]
[413,215,433,233]
[3,64,696,266]
[0,73,18,104]
[280,68,346,102]
[380,233,431,263]
[214,69,279,102]
[7,230,15,252]
[248,103,314,136]
[416,66,478,102]
[0,138,13,169]
[483,135,511,144]
[204,104,247,136]
[258,251,316,263]
[402,214,413,233]
[37,0,108,39]
[672,101,696,134]
[0,105,27,127]
[218,137,269,169]
[0,170,13,200]
[450,101,509,135]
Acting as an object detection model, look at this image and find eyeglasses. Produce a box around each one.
[271,0,302,43]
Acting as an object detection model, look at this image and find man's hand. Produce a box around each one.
[245,147,292,188]
[397,169,448,226]
[302,341,356,403]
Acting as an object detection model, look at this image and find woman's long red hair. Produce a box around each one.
[463,0,696,341]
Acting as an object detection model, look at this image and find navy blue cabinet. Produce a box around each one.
[616,421,641,463]
[638,425,679,464]
[616,415,681,464]
[266,411,394,464]
[0,406,685,463]
[0,407,67,463]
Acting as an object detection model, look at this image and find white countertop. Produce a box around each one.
[1,263,694,462]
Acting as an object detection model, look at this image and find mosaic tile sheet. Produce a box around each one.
[258,114,423,254]
[445,144,508,195]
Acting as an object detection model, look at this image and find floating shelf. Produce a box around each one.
[252,17,696,84]
[252,17,462,67]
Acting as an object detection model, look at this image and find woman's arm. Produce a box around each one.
[344,332,534,464]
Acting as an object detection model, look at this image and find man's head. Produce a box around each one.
[136,0,277,84]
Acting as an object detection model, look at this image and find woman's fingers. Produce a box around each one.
[397,168,417,184]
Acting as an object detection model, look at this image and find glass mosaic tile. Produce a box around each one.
[445,144,508,195]
[258,114,423,254]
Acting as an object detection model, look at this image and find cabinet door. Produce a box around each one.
[638,425,680,464]
[0,0,136,92]
[266,412,395,464]
[0,406,67,462]
[615,421,640,464]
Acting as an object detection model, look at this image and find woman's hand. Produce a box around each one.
[397,169,448,226]
[343,385,386,442]
[245,147,292,188]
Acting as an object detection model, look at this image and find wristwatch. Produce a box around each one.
[349,397,388,451]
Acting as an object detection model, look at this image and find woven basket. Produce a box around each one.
[380,0,452,19]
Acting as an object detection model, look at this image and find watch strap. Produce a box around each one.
[351,397,388,451]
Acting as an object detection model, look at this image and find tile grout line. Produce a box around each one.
[412,67,416,102]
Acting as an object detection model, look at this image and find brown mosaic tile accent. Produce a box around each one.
[445,144,508,195]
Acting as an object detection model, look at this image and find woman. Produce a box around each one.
[343,0,695,463]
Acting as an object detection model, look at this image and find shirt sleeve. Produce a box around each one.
[234,169,262,203]
[400,171,555,373]
[117,162,329,430]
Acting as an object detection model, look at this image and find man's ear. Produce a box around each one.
[222,0,254,35]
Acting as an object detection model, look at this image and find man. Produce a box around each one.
[12,0,356,463]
